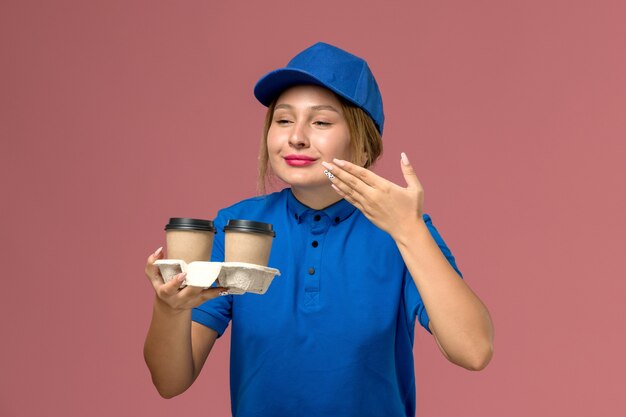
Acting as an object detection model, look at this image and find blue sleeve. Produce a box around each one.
[404,213,463,334]
[191,207,233,337]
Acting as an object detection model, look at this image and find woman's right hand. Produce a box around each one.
[145,247,229,312]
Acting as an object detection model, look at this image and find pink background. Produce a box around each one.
[2,0,625,416]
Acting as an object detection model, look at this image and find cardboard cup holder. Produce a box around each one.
[154,260,280,295]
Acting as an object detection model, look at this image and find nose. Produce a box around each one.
[288,121,309,149]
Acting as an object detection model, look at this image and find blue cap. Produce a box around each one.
[254,42,385,134]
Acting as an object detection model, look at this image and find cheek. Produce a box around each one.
[266,128,282,154]
[329,133,352,158]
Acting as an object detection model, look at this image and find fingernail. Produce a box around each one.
[323,169,335,180]
[177,272,187,282]
[153,247,163,257]
[401,152,410,166]
[332,158,345,167]
[321,161,333,170]
[219,290,229,296]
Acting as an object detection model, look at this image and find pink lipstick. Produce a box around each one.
[284,154,317,167]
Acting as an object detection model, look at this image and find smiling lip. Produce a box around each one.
[284,155,317,167]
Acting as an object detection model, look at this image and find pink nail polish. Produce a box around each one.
[154,247,163,257]
[332,158,345,167]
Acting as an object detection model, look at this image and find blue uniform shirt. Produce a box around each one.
[192,188,462,417]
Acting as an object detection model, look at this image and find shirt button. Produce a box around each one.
[314,214,321,221]
[312,241,318,248]
[308,267,315,275]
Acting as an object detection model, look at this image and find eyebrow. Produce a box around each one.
[274,104,340,113]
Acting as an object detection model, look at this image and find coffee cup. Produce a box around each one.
[223,220,275,266]
[165,218,216,264]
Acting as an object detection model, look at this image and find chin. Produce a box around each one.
[274,172,326,189]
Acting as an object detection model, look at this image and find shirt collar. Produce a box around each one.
[286,188,356,225]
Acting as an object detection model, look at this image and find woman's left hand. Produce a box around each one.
[322,152,425,239]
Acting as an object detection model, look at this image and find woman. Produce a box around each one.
[144,42,494,417]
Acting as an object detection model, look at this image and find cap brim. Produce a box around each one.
[253,66,383,134]
[254,68,346,107]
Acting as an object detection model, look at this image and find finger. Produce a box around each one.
[330,159,381,188]
[199,287,231,301]
[400,152,423,189]
[145,247,165,286]
[322,161,370,199]
[330,183,366,213]
[325,169,367,205]
[179,285,230,308]
[157,272,187,298]
[179,283,229,299]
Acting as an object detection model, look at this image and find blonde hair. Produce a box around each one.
[257,92,383,194]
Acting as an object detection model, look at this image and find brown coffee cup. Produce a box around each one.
[223,220,275,266]
[165,218,216,264]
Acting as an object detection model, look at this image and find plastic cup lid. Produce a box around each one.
[165,218,216,232]
[223,219,276,237]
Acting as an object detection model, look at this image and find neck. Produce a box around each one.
[291,185,343,210]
